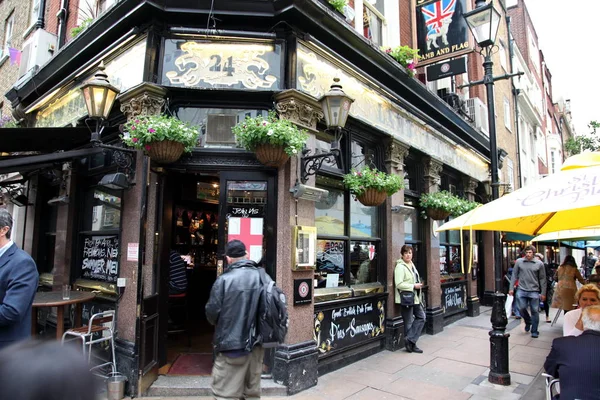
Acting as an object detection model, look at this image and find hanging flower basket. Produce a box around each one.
[232,111,308,169]
[122,114,199,164]
[356,188,388,207]
[146,140,185,164]
[254,143,290,168]
[426,208,451,220]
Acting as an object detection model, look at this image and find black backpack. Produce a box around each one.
[257,268,288,348]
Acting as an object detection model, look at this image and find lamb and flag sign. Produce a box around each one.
[415,0,472,66]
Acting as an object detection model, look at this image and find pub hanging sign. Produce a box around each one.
[414,0,473,66]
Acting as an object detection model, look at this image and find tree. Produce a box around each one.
[564,121,600,155]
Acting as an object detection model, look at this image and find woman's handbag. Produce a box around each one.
[399,290,415,306]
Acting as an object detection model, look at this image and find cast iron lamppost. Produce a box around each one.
[463,0,521,386]
[81,61,135,190]
[300,77,354,183]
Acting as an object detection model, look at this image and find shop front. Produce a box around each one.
[3,1,493,396]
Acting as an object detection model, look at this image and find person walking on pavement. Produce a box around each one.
[0,209,39,350]
[544,305,600,400]
[395,244,425,353]
[509,245,546,338]
[552,255,586,314]
[205,240,264,400]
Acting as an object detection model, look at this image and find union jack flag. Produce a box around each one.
[421,0,456,36]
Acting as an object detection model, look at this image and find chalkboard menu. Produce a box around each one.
[313,297,386,357]
[81,236,119,283]
[441,281,467,315]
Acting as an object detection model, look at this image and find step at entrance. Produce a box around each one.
[145,375,287,397]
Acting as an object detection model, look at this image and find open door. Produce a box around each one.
[139,171,172,394]
[218,171,276,374]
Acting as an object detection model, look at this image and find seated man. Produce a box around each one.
[169,250,188,295]
[544,305,600,399]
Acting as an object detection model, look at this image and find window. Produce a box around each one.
[506,158,514,190]
[176,107,266,148]
[439,227,462,281]
[503,97,511,130]
[363,0,385,46]
[314,137,382,291]
[29,0,41,26]
[527,28,540,74]
[499,42,507,71]
[97,0,117,14]
[77,186,122,283]
[2,13,14,59]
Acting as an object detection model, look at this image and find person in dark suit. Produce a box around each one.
[544,305,600,400]
[0,209,39,349]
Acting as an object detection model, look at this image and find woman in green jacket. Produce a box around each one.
[395,244,425,353]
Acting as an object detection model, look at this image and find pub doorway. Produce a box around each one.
[157,169,276,378]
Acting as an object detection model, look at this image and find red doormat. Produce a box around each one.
[168,353,213,376]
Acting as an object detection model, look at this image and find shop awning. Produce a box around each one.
[0,147,104,174]
[0,127,91,153]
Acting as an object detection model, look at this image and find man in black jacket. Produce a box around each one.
[206,240,263,400]
[544,305,600,400]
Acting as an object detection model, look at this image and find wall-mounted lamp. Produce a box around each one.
[497,148,508,169]
[10,193,30,207]
[98,172,130,190]
[300,78,354,183]
[290,182,329,202]
[81,61,136,188]
[391,205,415,215]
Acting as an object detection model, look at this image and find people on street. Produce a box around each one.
[563,284,600,337]
[544,305,600,400]
[395,244,425,353]
[509,245,546,338]
[551,255,585,313]
[205,240,264,400]
[536,253,554,323]
[0,209,39,350]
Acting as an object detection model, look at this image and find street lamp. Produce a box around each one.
[463,0,510,386]
[300,78,354,183]
[81,61,135,190]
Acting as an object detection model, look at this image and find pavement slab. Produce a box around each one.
[137,306,566,399]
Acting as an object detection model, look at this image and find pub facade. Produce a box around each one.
[2,0,493,396]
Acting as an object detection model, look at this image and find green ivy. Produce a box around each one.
[343,166,404,196]
[419,190,480,217]
[328,0,348,13]
[232,111,308,156]
[71,18,94,38]
[121,114,200,153]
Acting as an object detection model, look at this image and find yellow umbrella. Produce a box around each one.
[532,227,600,242]
[561,151,600,171]
[436,164,600,235]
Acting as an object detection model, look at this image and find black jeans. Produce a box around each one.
[401,303,425,345]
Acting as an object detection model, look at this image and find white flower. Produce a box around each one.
[267,129,274,136]
[262,121,269,126]
[292,148,298,154]
[123,132,130,139]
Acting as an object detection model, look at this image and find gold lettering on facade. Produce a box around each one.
[164,42,278,90]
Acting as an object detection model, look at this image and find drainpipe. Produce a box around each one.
[506,15,523,188]
[56,0,69,49]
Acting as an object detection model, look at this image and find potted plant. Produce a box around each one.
[343,166,404,207]
[380,45,420,77]
[0,115,17,128]
[328,0,348,14]
[419,190,480,220]
[232,111,308,168]
[122,114,199,163]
